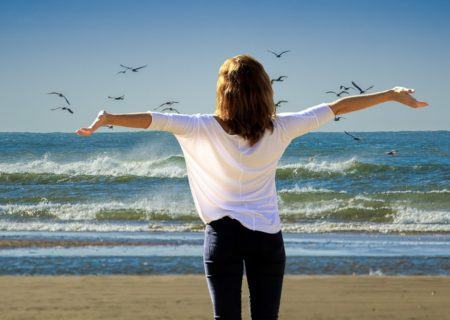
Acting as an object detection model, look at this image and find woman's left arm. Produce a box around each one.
[329,87,428,116]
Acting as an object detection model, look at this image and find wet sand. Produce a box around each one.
[1,275,449,319]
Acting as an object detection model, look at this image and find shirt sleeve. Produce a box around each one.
[146,112,199,138]
[276,103,335,141]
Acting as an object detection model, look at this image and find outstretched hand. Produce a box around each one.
[76,110,109,136]
[391,87,428,108]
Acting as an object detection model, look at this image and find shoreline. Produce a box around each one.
[1,275,449,319]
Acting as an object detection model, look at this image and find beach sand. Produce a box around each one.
[1,275,449,319]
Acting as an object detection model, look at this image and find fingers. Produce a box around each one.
[407,97,428,108]
[75,128,93,136]
[416,101,429,108]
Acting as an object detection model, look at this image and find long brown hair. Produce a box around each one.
[214,54,275,146]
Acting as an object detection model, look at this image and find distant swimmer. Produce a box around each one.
[117,64,147,74]
[275,100,288,108]
[108,95,125,100]
[48,92,70,105]
[160,107,180,113]
[271,76,287,85]
[50,106,74,114]
[326,90,349,97]
[154,101,179,110]
[344,131,361,141]
[351,81,374,94]
[386,150,397,156]
[334,116,346,121]
[267,50,290,58]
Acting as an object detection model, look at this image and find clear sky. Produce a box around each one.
[0,0,448,132]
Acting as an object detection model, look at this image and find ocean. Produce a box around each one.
[0,131,449,275]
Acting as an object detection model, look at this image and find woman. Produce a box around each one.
[76,54,428,319]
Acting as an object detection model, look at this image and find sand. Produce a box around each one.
[0,275,449,320]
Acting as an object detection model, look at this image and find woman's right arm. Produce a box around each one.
[76,110,152,136]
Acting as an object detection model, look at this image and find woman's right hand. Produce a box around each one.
[76,110,109,136]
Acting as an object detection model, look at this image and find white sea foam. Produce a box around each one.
[381,189,450,194]
[1,220,449,233]
[282,221,450,234]
[278,185,347,194]
[0,154,187,178]
[0,196,197,220]
[278,157,357,174]
[393,207,450,224]
[369,269,385,276]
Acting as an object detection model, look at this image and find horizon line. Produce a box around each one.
[1,130,449,134]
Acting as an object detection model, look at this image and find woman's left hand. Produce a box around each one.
[390,87,429,108]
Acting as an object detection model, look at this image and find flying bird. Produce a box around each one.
[339,85,356,91]
[275,100,288,108]
[344,131,361,141]
[271,76,287,84]
[160,107,180,113]
[351,81,374,94]
[50,106,74,114]
[154,101,179,110]
[48,92,70,105]
[118,64,147,73]
[326,90,349,97]
[267,50,290,58]
[108,95,125,100]
[334,116,346,121]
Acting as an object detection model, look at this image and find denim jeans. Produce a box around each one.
[203,216,286,320]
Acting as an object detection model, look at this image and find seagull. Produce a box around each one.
[386,150,397,156]
[160,107,180,113]
[50,106,74,114]
[48,92,70,105]
[334,116,346,121]
[344,131,361,141]
[118,64,147,73]
[340,85,356,92]
[275,100,288,108]
[326,90,349,97]
[154,101,179,110]
[267,50,290,58]
[271,76,287,84]
[351,81,374,94]
[108,95,125,100]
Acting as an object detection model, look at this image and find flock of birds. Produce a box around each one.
[266,50,396,155]
[48,50,396,155]
[47,63,180,130]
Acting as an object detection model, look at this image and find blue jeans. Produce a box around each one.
[203,216,286,320]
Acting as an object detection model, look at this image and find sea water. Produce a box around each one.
[0,131,449,275]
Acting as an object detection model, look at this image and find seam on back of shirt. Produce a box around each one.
[196,114,200,137]
[274,116,291,145]
[311,110,320,129]
[165,114,173,132]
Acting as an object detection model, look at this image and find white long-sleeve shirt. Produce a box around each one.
[147,103,335,233]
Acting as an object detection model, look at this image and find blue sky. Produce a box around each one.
[0,0,448,132]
